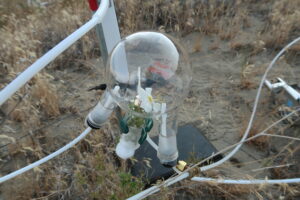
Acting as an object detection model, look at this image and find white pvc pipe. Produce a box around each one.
[200,36,300,172]
[0,0,109,106]
[191,177,300,184]
[146,135,158,151]
[0,127,92,184]
[127,172,189,200]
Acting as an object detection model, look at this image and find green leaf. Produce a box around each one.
[119,117,129,134]
[145,118,153,132]
[138,128,147,144]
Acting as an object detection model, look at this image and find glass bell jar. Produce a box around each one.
[106,31,192,166]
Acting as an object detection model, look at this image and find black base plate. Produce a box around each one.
[130,124,223,184]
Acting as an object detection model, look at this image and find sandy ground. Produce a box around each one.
[1,16,300,199]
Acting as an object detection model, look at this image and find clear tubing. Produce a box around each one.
[200,36,300,172]
[191,177,300,184]
[127,36,300,199]
[126,172,189,200]
[0,0,109,106]
[0,127,92,184]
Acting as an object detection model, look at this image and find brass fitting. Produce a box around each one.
[176,160,187,171]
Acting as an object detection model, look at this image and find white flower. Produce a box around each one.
[136,67,161,113]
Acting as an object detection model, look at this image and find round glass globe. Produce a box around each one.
[106,32,192,117]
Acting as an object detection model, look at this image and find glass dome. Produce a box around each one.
[106,32,192,117]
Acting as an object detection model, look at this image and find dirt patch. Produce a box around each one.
[0,0,300,199]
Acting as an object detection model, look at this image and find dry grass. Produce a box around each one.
[0,0,300,199]
[263,0,300,49]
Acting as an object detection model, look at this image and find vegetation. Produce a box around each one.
[0,0,299,199]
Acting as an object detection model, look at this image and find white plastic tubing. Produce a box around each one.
[0,0,109,183]
[191,177,300,184]
[128,37,300,200]
[0,0,109,106]
[199,36,300,172]
[0,127,92,184]
[127,172,189,200]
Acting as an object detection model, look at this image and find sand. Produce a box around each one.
[1,18,300,200]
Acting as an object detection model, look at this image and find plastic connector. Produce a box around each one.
[86,86,119,129]
[116,127,140,159]
[157,104,178,167]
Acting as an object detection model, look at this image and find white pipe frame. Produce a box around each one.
[0,127,92,184]
[0,0,299,198]
[0,0,110,106]
[191,177,300,185]
[0,0,109,183]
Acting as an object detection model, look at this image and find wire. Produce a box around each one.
[200,36,300,172]
[0,127,92,184]
[0,106,93,150]
[191,177,300,184]
[128,36,300,199]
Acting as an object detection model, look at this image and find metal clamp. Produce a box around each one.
[265,78,300,102]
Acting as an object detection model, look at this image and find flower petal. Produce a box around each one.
[140,101,152,113]
[145,88,152,95]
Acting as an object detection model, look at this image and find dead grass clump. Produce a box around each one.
[262,0,300,49]
[240,120,270,149]
[115,0,251,37]
[0,0,94,124]
[116,0,189,34]
[193,36,202,52]
[10,109,27,122]
[66,128,144,200]
[217,1,250,40]
[32,77,60,117]
[209,40,220,51]
[238,99,281,149]
[230,41,244,51]
[168,181,262,200]
[270,144,300,179]
[239,64,258,90]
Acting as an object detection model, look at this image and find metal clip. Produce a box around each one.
[265,78,300,102]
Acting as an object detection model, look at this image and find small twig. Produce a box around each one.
[260,133,300,142]
[251,163,294,172]
[139,107,300,199]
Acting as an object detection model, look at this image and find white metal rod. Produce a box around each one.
[127,172,189,200]
[0,127,92,184]
[0,0,109,106]
[191,177,300,184]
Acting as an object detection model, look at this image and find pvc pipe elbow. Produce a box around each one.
[86,88,119,129]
